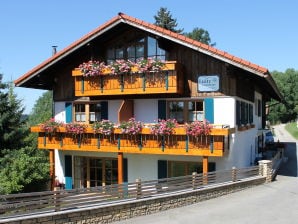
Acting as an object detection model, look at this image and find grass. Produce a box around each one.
[285,122,298,140]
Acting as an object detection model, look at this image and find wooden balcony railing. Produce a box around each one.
[31,126,235,157]
[72,61,183,96]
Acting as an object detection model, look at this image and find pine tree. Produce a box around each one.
[0,74,49,194]
[154,7,183,33]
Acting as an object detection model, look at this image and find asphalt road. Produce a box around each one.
[116,124,298,224]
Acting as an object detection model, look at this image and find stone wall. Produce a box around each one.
[3,176,265,224]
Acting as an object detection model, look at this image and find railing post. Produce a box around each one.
[136,178,142,199]
[192,172,197,190]
[54,189,61,212]
[232,166,237,182]
[258,160,272,183]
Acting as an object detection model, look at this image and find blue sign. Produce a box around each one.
[198,75,220,92]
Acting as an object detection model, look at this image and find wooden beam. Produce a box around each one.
[49,150,55,190]
[118,153,124,184]
[203,156,208,174]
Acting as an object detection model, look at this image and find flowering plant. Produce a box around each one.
[150,119,178,135]
[119,118,143,135]
[109,59,134,75]
[186,120,212,137]
[137,58,165,73]
[78,60,106,77]
[39,118,63,133]
[65,122,87,135]
[78,58,165,77]
[92,119,115,135]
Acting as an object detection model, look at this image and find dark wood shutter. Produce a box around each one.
[123,158,128,182]
[100,101,108,120]
[65,155,73,189]
[158,160,167,179]
[158,100,166,120]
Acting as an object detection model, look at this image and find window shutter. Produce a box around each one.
[236,100,241,125]
[158,100,166,120]
[158,160,167,179]
[65,155,73,189]
[204,98,214,123]
[65,103,72,123]
[249,104,253,124]
[123,158,128,182]
[100,101,108,120]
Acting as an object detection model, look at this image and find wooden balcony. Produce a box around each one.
[72,61,183,97]
[31,126,235,157]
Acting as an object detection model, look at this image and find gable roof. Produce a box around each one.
[14,12,282,101]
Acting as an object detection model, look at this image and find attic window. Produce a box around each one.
[106,35,166,64]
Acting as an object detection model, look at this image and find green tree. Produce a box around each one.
[0,75,50,194]
[28,91,53,126]
[184,27,216,46]
[154,7,183,33]
[268,69,298,124]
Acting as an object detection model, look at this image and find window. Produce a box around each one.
[75,104,86,122]
[236,100,254,126]
[106,35,166,63]
[89,103,101,123]
[74,157,118,188]
[168,100,204,124]
[188,101,204,122]
[168,161,203,177]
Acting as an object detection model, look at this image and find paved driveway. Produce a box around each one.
[117,125,298,224]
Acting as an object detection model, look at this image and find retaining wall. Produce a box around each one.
[3,176,265,224]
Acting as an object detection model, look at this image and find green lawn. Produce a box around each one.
[285,122,298,140]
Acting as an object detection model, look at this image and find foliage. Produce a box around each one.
[267,69,298,124]
[150,119,178,135]
[184,27,216,46]
[119,118,143,135]
[0,147,49,194]
[0,78,27,155]
[0,75,50,194]
[186,120,212,136]
[92,119,115,135]
[285,122,298,140]
[39,118,63,133]
[28,91,53,126]
[154,7,183,33]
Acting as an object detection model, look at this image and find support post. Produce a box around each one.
[232,166,237,182]
[136,178,142,199]
[203,156,208,184]
[192,172,197,190]
[49,149,55,190]
[118,152,124,184]
[258,160,273,183]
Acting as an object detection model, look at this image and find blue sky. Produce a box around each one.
[1,0,297,114]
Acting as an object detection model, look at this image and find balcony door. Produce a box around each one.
[74,157,118,188]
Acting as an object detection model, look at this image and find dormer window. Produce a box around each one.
[106,35,166,64]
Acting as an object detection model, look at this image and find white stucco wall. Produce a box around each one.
[213,97,235,127]
[134,99,158,123]
[108,100,122,123]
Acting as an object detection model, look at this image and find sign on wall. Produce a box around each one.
[198,75,220,92]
